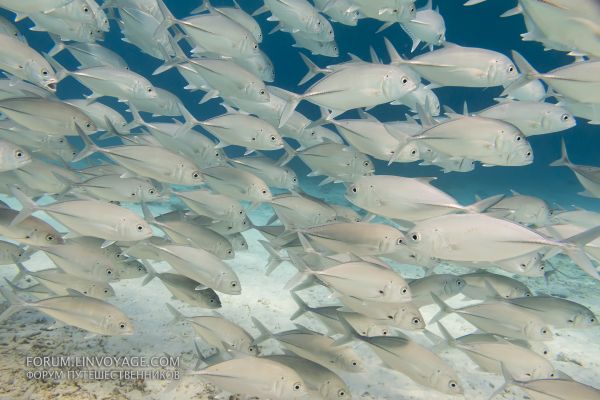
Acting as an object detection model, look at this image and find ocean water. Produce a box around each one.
[0,1,600,400]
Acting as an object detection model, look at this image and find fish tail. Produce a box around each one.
[549,138,571,167]
[277,141,296,167]
[175,103,200,136]
[258,240,286,276]
[44,54,69,82]
[11,261,30,284]
[331,311,362,346]
[501,51,538,97]
[429,292,454,324]
[191,0,212,14]
[463,0,487,5]
[436,322,457,347]
[9,187,40,227]
[252,4,269,17]
[250,317,274,344]
[488,363,517,400]
[47,33,65,57]
[383,37,407,66]
[289,292,309,320]
[298,53,325,86]
[141,260,158,286]
[559,225,600,281]
[0,279,28,323]
[72,124,101,163]
[465,194,504,213]
[279,91,303,128]
[165,303,186,325]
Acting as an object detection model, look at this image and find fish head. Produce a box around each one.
[395,142,420,162]
[353,155,375,177]
[250,183,273,202]
[524,321,553,341]
[572,312,598,328]
[447,276,466,296]
[87,282,115,299]
[490,55,519,86]
[24,60,58,93]
[103,312,134,336]
[384,71,417,100]
[133,79,158,100]
[320,379,351,400]
[544,108,576,131]
[274,374,308,400]
[433,372,463,395]
[219,244,235,260]
[338,352,364,372]
[5,144,32,169]
[198,289,222,308]
[216,271,242,295]
[179,166,204,186]
[393,304,425,330]
[117,258,147,279]
[406,223,437,255]
[119,218,153,241]
[247,81,270,103]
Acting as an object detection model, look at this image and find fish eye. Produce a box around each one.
[456,280,463,286]
[329,29,332,34]
[259,89,265,95]
[387,315,394,320]
[561,114,570,121]
[526,151,531,157]
[317,21,321,25]
[85,122,91,128]
[14,150,24,158]
[292,382,302,391]
[396,238,403,245]
[137,266,144,272]
[41,69,49,76]
[541,328,548,334]
[338,389,346,397]
[401,77,408,84]
[131,192,136,196]
[411,149,417,155]
[350,185,358,193]
[351,361,357,366]
[106,268,113,275]
[261,189,267,194]
[83,5,89,12]
[591,318,596,323]
[254,44,258,49]
[401,287,408,294]
[449,380,458,389]
[192,171,200,179]
[230,281,237,287]
[363,161,370,167]
[393,8,399,13]
[410,232,420,242]
[119,322,126,329]
[46,234,54,241]
[382,329,389,335]
[508,65,514,72]
[149,189,155,194]
[270,135,276,141]
[292,177,297,182]
[136,224,144,231]
[227,249,232,255]
[412,317,421,325]
[516,136,522,141]
[147,87,153,92]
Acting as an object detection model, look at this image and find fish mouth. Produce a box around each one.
[46,81,57,92]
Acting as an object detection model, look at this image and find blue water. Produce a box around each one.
[3,0,598,212]
[2,1,600,399]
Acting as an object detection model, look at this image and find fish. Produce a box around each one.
[431,294,554,341]
[400,0,446,52]
[431,323,556,381]
[0,33,57,92]
[551,139,600,198]
[13,262,114,300]
[460,271,532,299]
[252,317,364,373]
[201,166,273,203]
[0,284,133,336]
[0,139,31,171]
[166,304,257,356]
[504,295,598,329]
[408,274,465,307]
[347,175,503,222]
[477,99,575,137]
[141,262,221,309]
[191,356,308,400]
[406,213,600,280]
[336,316,463,395]
[133,243,241,295]
[0,207,63,246]
[509,51,600,104]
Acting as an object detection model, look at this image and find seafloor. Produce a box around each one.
[1,176,599,400]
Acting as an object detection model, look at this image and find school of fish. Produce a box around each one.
[0,0,599,399]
